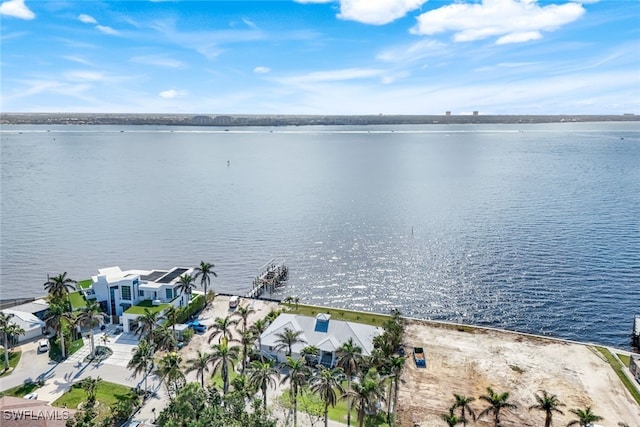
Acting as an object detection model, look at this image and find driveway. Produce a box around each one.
[0,339,58,391]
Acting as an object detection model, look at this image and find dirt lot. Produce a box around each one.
[397,319,640,427]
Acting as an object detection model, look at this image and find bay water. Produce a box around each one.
[1,122,638,348]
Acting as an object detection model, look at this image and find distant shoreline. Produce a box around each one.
[1,112,638,126]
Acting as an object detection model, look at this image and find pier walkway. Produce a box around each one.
[245,262,288,299]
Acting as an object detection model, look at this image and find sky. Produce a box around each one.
[1,0,638,115]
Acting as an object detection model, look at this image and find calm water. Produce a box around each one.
[1,122,639,348]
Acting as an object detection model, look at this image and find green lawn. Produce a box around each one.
[282,303,391,327]
[595,346,640,406]
[618,353,631,367]
[68,291,88,311]
[49,337,84,362]
[0,350,21,377]
[125,300,169,315]
[0,381,41,397]
[77,279,93,290]
[52,380,135,409]
[210,369,239,390]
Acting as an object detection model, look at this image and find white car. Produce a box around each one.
[24,393,38,400]
[37,339,49,353]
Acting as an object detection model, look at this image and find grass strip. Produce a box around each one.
[595,346,640,406]
[0,381,41,397]
[0,350,21,377]
[282,303,391,327]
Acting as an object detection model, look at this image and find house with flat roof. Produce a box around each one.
[259,313,382,367]
[77,266,194,332]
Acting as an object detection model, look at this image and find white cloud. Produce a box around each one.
[78,14,97,24]
[282,68,386,84]
[96,25,119,35]
[242,17,257,29]
[159,89,186,99]
[254,66,271,74]
[131,55,185,69]
[337,0,427,25]
[0,0,35,20]
[411,0,585,44]
[377,39,446,63]
[63,71,104,82]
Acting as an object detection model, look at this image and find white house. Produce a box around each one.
[79,266,194,332]
[259,313,382,367]
[1,309,46,343]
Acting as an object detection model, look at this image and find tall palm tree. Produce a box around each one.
[74,300,107,358]
[154,352,185,401]
[478,387,517,427]
[566,407,604,427]
[311,366,345,427]
[281,356,310,427]
[301,345,320,366]
[441,408,466,427]
[164,305,179,337]
[239,330,255,374]
[193,261,217,305]
[530,390,565,427]
[208,315,239,344]
[386,355,405,424]
[209,340,240,395]
[185,350,213,389]
[43,301,74,359]
[337,338,363,427]
[43,272,77,300]
[175,273,196,306]
[274,327,306,357]
[135,309,163,346]
[248,359,280,411]
[250,318,269,361]
[127,339,154,394]
[452,394,476,427]
[0,312,16,370]
[234,304,255,335]
[344,371,386,427]
[154,324,177,352]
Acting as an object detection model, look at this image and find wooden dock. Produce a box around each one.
[245,262,288,299]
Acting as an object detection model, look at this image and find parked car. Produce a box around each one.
[114,326,123,334]
[229,296,240,309]
[37,339,49,353]
[24,393,38,400]
[186,320,207,333]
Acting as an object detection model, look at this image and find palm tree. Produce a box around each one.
[344,371,386,427]
[43,272,77,300]
[135,309,163,345]
[478,387,517,427]
[74,300,107,358]
[185,350,213,389]
[274,327,306,357]
[336,338,363,427]
[164,305,179,337]
[208,315,239,344]
[250,318,269,360]
[281,356,310,427]
[248,359,280,410]
[239,330,255,374]
[127,339,154,394]
[175,273,196,306]
[209,340,240,395]
[155,352,185,401]
[154,324,177,352]
[442,407,466,427]
[311,366,345,427]
[452,394,476,427]
[386,355,405,424]
[566,407,604,427]
[301,345,320,366]
[0,312,16,370]
[193,261,217,305]
[44,301,74,359]
[530,390,565,427]
[234,304,255,335]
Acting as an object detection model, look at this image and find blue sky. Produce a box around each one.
[1,0,638,115]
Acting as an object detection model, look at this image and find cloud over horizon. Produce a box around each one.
[0,0,34,20]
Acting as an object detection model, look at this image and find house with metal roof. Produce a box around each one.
[0,309,46,343]
[259,313,382,367]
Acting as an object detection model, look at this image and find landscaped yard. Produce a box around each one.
[68,291,88,310]
[125,300,169,315]
[52,380,135,409]
[0,350,21,377]
[49,337,84,362]
[77,279,93,290]
[282,303,391,327]
[0,381,41,397]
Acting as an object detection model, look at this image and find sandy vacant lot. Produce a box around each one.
[397,319,640,427]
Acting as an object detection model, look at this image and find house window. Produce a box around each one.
[166,288,173,299]
[139,290,144,297]
[121,285,132,301]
